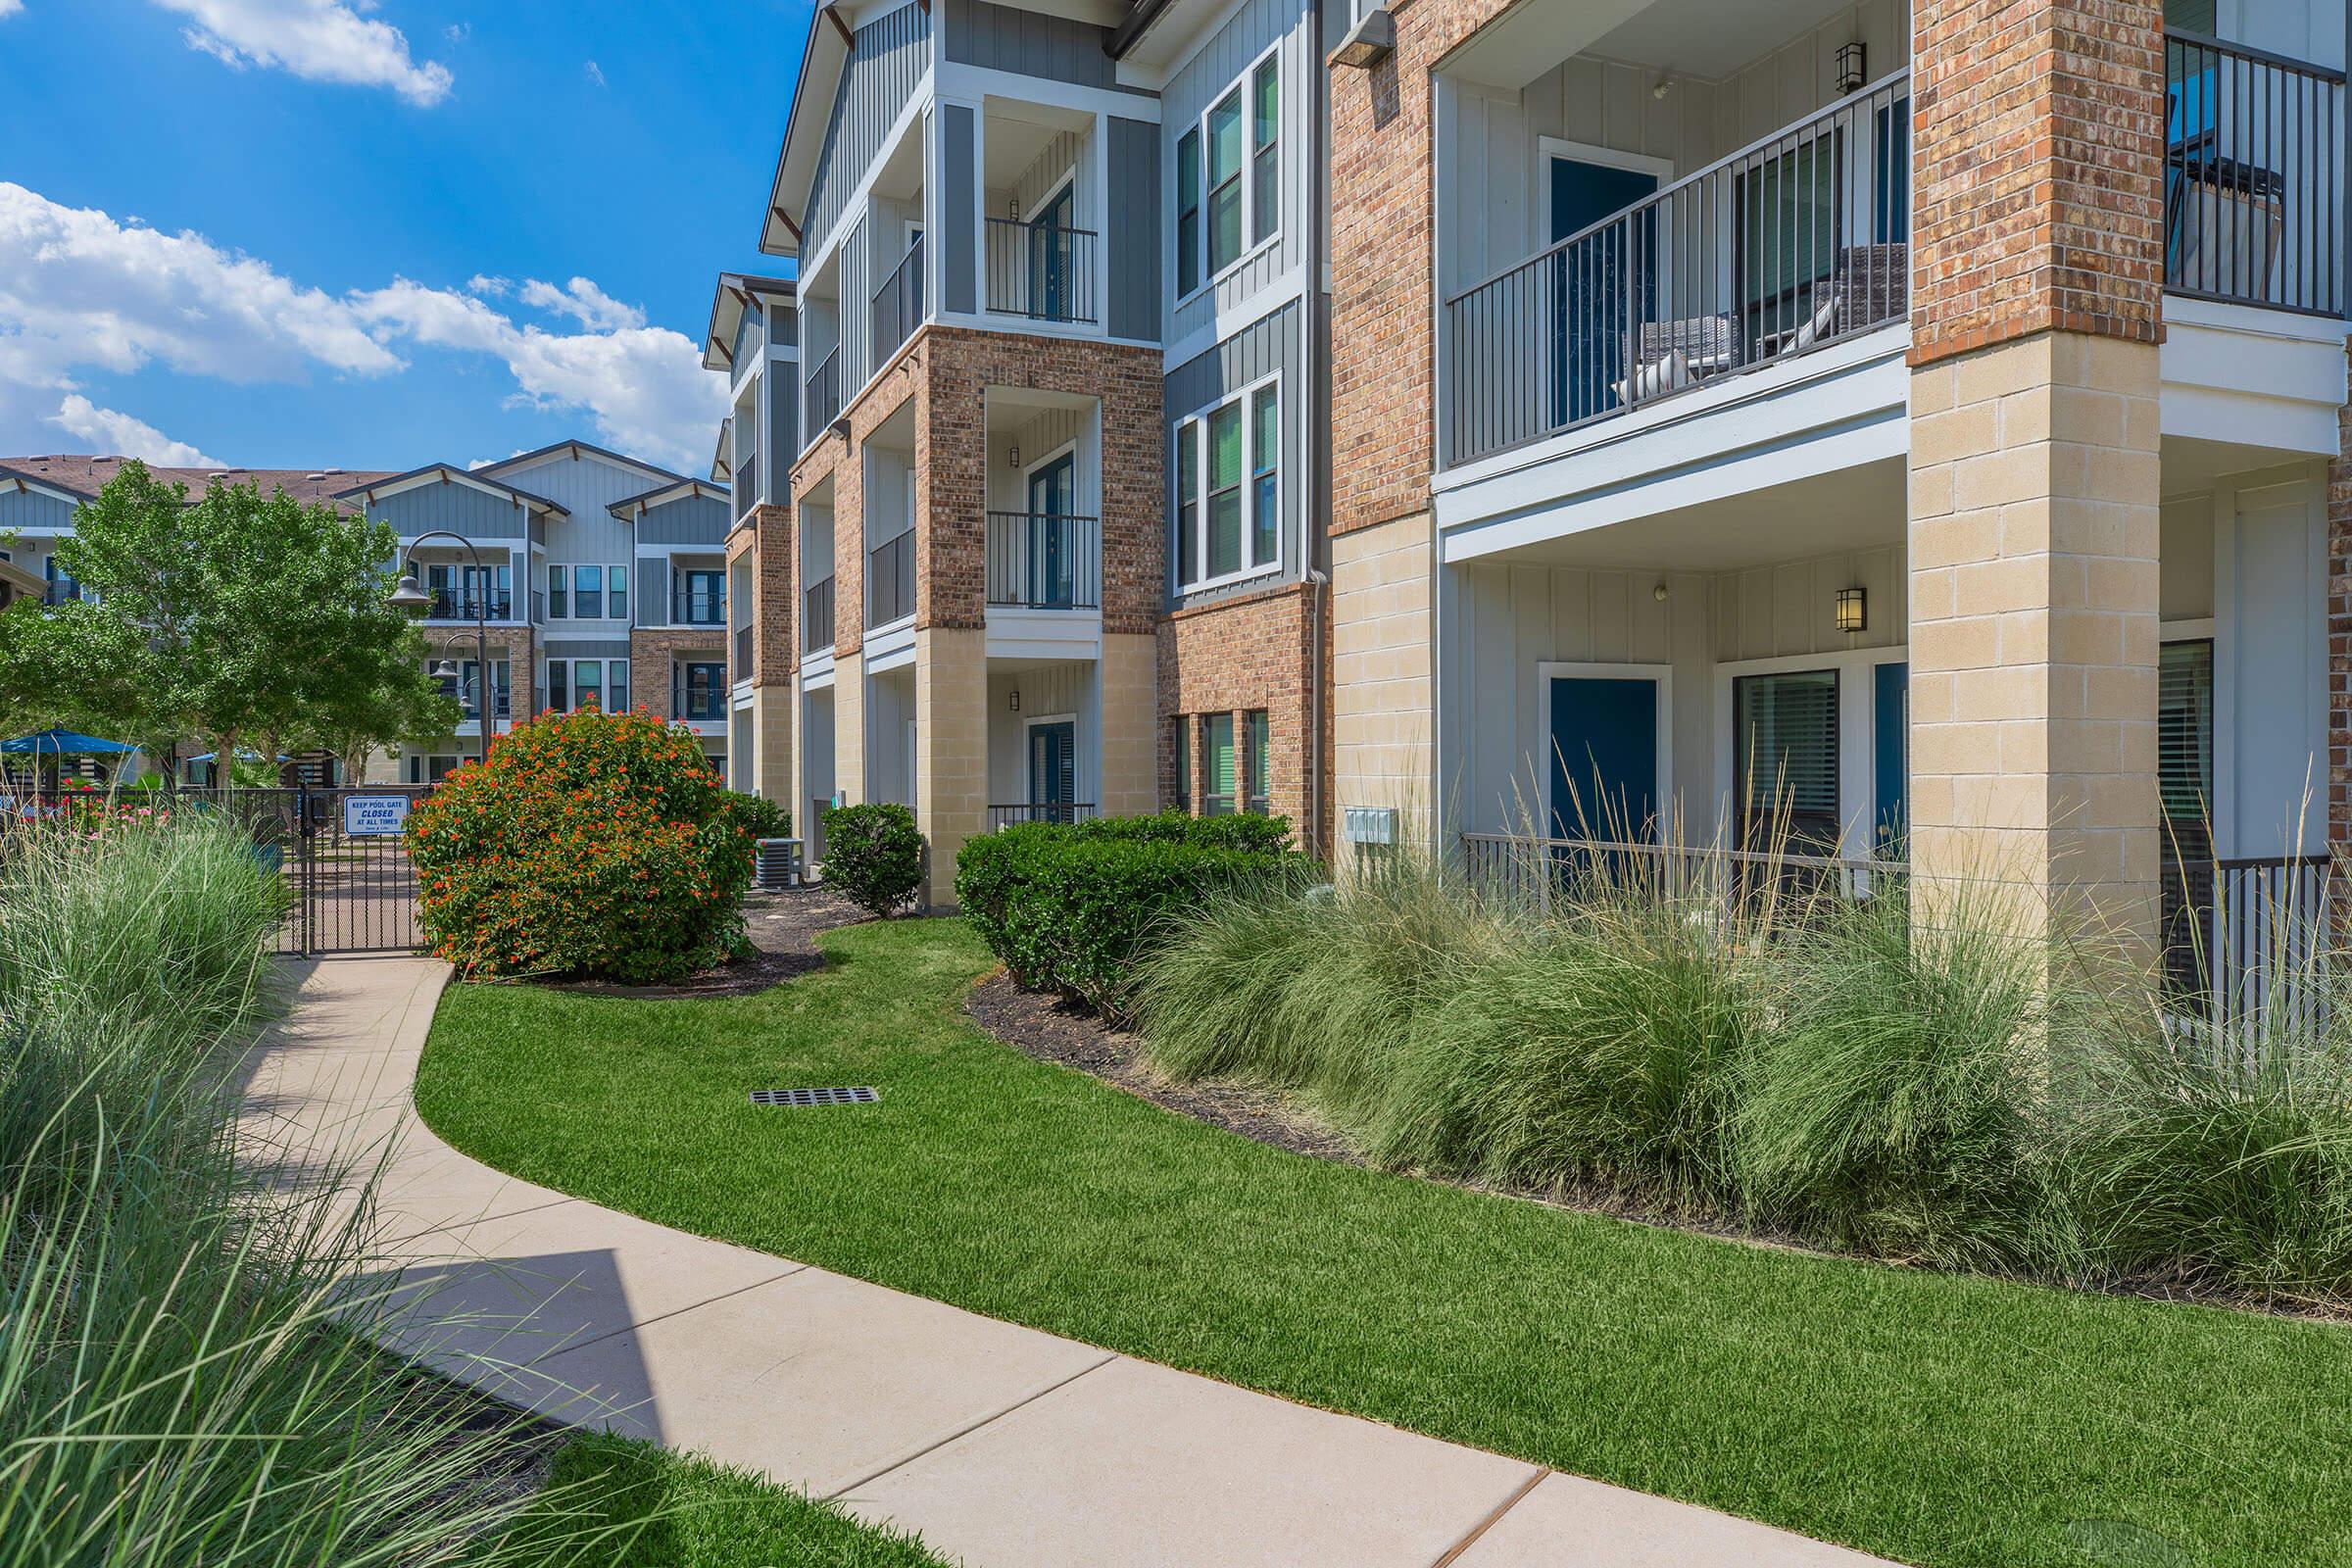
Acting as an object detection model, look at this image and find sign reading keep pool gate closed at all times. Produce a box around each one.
[342,795,413,838]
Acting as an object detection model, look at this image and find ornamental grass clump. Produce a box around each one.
[407,707,756,983]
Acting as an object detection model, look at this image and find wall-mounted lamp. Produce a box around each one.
[1009,444,1021,469]
[1651,582,1669,604]
[1008,688,1021,713]
[1836,41,1866,95]
[1331,4,1394,69]
[1650,75,1674,102]
[1835,586,1867,635]
[1008,197,1021,221]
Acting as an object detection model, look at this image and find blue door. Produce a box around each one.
[1874,662,1908,857]
[1548,676,1659,843]
[1549,158,1661,428]
[1029,720,1076,820]
[1034,182,1075,319]
[1026,453,1075,606]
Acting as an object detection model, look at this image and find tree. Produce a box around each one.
[0,461,457,782]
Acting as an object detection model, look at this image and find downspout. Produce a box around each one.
[1304,0,1332,859]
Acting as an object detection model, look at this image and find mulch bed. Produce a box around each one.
[535,884,868,1000]
[965,973,1360,1165]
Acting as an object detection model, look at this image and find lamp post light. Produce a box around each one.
[388,530,494,766]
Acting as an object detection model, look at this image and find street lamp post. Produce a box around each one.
[386,531,495,767]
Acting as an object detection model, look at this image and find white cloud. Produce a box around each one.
[517,276,643,331]
[582,59,605,87]
[0,2,25,20]
[466,272,510,297]
[151,0,454,105]
[0,182,723,472]
[51,395,221,467]
[441,21,466,42]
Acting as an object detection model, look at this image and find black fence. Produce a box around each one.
[866,533,915,627]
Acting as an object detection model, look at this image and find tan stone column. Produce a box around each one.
[1331,514,1435,863]
[914,628,988,908]
[1099,633,1160,818]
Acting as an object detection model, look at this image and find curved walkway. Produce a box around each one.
[238,956,1903,1568]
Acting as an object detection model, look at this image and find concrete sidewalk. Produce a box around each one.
[238,957,1903,1568]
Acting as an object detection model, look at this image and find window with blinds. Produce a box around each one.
[1734,669,1840,850]
[1204,712,1236,816]
[1243,710,1270,814]
[2159,639,2214,854]
[1172,715,1192,814]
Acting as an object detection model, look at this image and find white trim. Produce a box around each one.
[542,656,633,715]
[1020,438,1081,500]
[1163,262,1310,367]
[1538,136,1674,238]
[1022,710,1081,803]
[1711,647,1908,861]
[796,68,935,286]
[863,618,917,672]
[1535,661,1674,846]
[933,62,1159,124]
[1172,368,1282,593]
[1172,35,1285,311]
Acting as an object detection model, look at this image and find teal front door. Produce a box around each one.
[1548,676,1659,843]
[1026,453,1075,606]
[1874,662,1908,857]
[1029,719,1076,821]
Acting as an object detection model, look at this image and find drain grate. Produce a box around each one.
[751,1086,880,1107]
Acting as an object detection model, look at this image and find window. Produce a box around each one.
[1176,49,1281,298]
[681,662,727,720]
[680,568,725,624]
[1174,380,1280,589]
[573,565,605,619]
[1733,669,1840,851]
[549,564,628,619]
[2159,640,2215,854]
[1203,713,1236,815]
[457,660,512,721]
[1250,57,1279,247]
[610,565,629,624]
[548,565,566,619]
[407,754,462,784]
[1171,715,1192,814]
[1243,710,1270,814]
[546,659,629,713]
[1176,127,1201,297]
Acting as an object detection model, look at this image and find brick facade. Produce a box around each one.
[1158,581,1324,855]
[1910,0,2168,365]
[726,505,795,688]
[629,628,729,720]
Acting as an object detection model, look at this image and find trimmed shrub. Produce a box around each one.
[407,708,754,983]
[956,814,1307,1016]
[1062,810,1295,853]
[723,790,793,842]
[821,802,926,916]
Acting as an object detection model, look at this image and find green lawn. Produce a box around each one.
[417,918,2352,1568]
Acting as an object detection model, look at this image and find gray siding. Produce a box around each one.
[943,106,978,315]
[1163,0,1314,345]
[766,370,799,496]
[945,0,1141,93]
[803,2,932,265]
[368,483,529,540]
[1164,300,1303,601]
[1107,118,1162,341]
[765,302,799,347]
[542,637,634,660]
[635,494,731,546]
[840,216,871,382]
[637,555,669,622]
[0,487,81,534]
[731,301,762,368]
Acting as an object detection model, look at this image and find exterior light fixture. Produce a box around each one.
[1651,582,1669,603]
[1008,197,1020,220]
[1332,3,1394,68]
[1835,586,1867,634]
[1650,75,1674,101]
[1009,688,1021,712]
[387,572,431,611]
[1009,444,1021,469]
[1836,41,1866,95]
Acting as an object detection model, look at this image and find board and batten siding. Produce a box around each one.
[0,487,81,534]
[500,454,670,567]
[1162,0,1317,346]
[1439,0,1906,294]
[944,0,1140,93]
[943,106,980,316]
[1164,300,1304,600]
[634,494,731,547]
[1107,118,1161,342]
[985,662,1101,806]
[368,485,530,541]
[985,405,1096,518]
[802,1,932,266]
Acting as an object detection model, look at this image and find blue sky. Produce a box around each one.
[1,0,812,474]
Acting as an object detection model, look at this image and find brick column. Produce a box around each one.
[1908,0,2167,952]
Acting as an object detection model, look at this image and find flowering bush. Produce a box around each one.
[406,708,756,983]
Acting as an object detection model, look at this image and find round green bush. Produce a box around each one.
[821,802,926,916]
[723,790,793,842]
[407,709,755,983]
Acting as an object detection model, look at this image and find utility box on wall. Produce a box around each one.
[1343,806,1397,846]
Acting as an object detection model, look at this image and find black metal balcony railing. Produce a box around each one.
[670,587,725,625]
[987,802,1098,831]
[866,532,915,627]
[459,690,514,723]
[734,455,759,519]
[985,219,1097,323]
[734,623,754,674]
[674,682,727,722]
[985,512,1101,610]
[426,590,513,621]
[804,574,836,653]
[804,347,841,449]
[1445,73,1911,466]
[870,234,926,370]
[2165,31,2345,316]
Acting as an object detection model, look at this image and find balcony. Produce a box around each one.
[985,219,1097,324]
[735,622,754,674]
[424,590,514,622]
[1444,74,1911,468]
[2165,31,2344,316]
[987,802,1098,830]
[670,585,725,626]
[805,574,836,654]
[866,532,914,628]
[804,347,841,450]
[870,234,926,368]
[674,679,728,723]
[986,512,1100,610]
[734,455,759,522]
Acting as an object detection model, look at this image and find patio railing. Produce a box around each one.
[804,347,841,451]
[985,512,1100,610]
[870,234,926,370]
[2165,31,2344,316]
[985,219,1096,323]
[804,574,835,653]
[1458,832,1890,919]
[1444,72,1911,466]
[987,802,1098,830]
[866,532,914,627]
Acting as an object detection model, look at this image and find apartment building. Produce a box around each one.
[0,441,731,783]
[1326,0,2350,963]
[734,0,1341,883]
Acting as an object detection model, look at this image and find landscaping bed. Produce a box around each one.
[416,915,2352,1568]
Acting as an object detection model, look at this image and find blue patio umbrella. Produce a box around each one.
[1,728,137,756]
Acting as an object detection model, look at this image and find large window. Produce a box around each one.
[1176,49,1281,298]
[681,661,727,720]
[546,658,629,714]
[1174,379,1279,590]
[548,564,630,620]
[1203,712,1236,816]
[1733,669,1839,851]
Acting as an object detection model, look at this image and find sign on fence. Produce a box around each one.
[341,794,413,837]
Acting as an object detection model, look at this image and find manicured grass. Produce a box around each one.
[417,918,2352,1568]
[505,1437,953,1567]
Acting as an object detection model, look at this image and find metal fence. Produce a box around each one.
[804,347,841,447]
[2164,853,2337,1033]
[2166,31,2344,316]
[987,802,1098,830]
[985,219,1097,322]
[1444,73,1911,466]
[1458,832,1889,923]
[986,513,1100,609]
[866,532,915,627]
[805,575,836,653]
[870,235,927,368]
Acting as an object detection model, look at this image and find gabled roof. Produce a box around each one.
[705,272,798,373]
[607,478,733,520]
[710,426,732,485]
[760,4,854,258]
[0,555,46,599]
[0,455,395,512]
[477,438,685,490]
[334,463,566,516]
